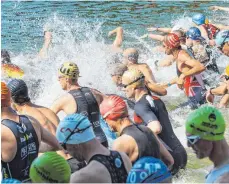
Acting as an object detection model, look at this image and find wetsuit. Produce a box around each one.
[1,116,39,182]
[120,124,160,164]
[134,94,187,175]
[206,164,229,183]
[202,24,220,40]
[89,151,128,183]
[69,87,108,147]
[176,62,206,109]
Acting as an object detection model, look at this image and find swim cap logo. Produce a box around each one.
[208,113,216,122]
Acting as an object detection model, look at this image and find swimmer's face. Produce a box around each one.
[222,42,229,57]
[112,75,122,86]
[66,144,85,161]
[58,75,67,90]
[163,43,172,55]
[122,85,135,98]
[187,134,213,159]
[186,37,193,47]
[105,118,118,132]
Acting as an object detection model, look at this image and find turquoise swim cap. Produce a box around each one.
[56,113,96,144]
[215,30,229,47]
[1,179,21,183]
[127,157,172,183]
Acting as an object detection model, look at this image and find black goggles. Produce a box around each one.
[61,122,91,150]
[225,75,229,81]
[122,76,145,88]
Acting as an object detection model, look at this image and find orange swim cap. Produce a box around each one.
[1,82,10,106]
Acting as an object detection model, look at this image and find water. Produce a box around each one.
[2,1,229,182]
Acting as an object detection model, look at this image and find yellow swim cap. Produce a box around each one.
[205,18,209,24]
[58,62,80,79]
[122,69,145,88]
[225,65,229,76]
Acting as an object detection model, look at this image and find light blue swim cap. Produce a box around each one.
[1,179,21,183]
[56,113,96,144]
[127,157,172,183]
[215,30,229,47]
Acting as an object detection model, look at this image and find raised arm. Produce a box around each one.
[108,27,124,48]
[38,31,52,58]
[147,27,172,33]
[209,6,229,11]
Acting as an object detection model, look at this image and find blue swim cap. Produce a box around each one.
[192,13,206,25]
[126,157,172,183]
[187,27,205,41]
[215,30,229,47]
[1,179,21,183]
[56,113,96,144]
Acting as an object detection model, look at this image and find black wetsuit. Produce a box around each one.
[69,87,108,147]
[134,94,187,175]
[1,116,39,182]
[88,151,128,183]
[120,124,160,164]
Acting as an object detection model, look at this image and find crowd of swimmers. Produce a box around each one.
[1,6,229,184]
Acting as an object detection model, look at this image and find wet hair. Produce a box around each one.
[1,49,11,64]
[127,52,139,63]
[110,63,127,76]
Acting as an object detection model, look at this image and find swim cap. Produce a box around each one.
[30,152,71,183]
[2,63,24,79]
[186,106,226,141]
[1,82,10,105]
[127,157,172,183]
[122,69,145,89]
[225,65,229,76]
[1,50,11,64]
[163,33,180,48]
[58,62,80,79]
[123,48,139,63]
[7,79,30,104]
[56,113,96,144]
[187,27,205,41]
[100,95,128,120]
[215,30,229,47]
[110,63,127,76]
[192,13,206,25]
[1,179,21,183]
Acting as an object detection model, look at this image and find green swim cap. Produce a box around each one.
[186,106,226,141]
[30,152,71,183]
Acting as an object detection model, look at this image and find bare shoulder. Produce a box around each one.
[71,162,111,183]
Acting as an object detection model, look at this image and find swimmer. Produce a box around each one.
[56,114,132,183]
[100,95,174,167]
[51,61,108,147]
[186,106,229,183]
[1,82,61,182]
[121,69,187,175]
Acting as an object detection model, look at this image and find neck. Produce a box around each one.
[134,88,148,102]
[172,48,180,59]
[67,83,80,91]
[117,117,132,134]
[1,106,17,119]
[83,139,110,163]
[16,102,33,114]
[209,139,229,167]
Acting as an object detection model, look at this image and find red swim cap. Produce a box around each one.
[100,95,128,120]
[163,33,180,48]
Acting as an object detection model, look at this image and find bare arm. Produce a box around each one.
[158,55,175,67]
[209,6,229,11]
[199,26,210,41]
[210,83,228,95]
[146,82,167,96]
[213,23,229,30]
[147,27,172,33]
[38,31,52,58]
[148,34,165,42]
[50,95,67,114]
[147,121,162,135]
[108,27,124,48]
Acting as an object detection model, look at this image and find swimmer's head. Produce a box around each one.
[1,50,11,64]
[192,13,206,26]
[215,30,229,57]
[163,33,181,55]
[123,48,139,64]
[186,106,226,159]
[7,79,30,109]
[56,114,96,161]
[172,29,186,44]
[110,63,127,87]
[58,62,80,90]
[122,69,145,98]
[1,82,11,108]
[100,95,128,132]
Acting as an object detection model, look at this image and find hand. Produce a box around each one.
[108,31,114,37]
[209,6,219,10]
[206,90,214,104]
[147,27,158,32]
[44,31,52,44]
[176,75,185,90]
[140,34,148,39]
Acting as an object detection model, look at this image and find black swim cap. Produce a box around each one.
[7,79,30,104]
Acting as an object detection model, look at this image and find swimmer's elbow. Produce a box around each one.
[199,63,206,72]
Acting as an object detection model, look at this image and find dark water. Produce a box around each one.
[2,1,229,53]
